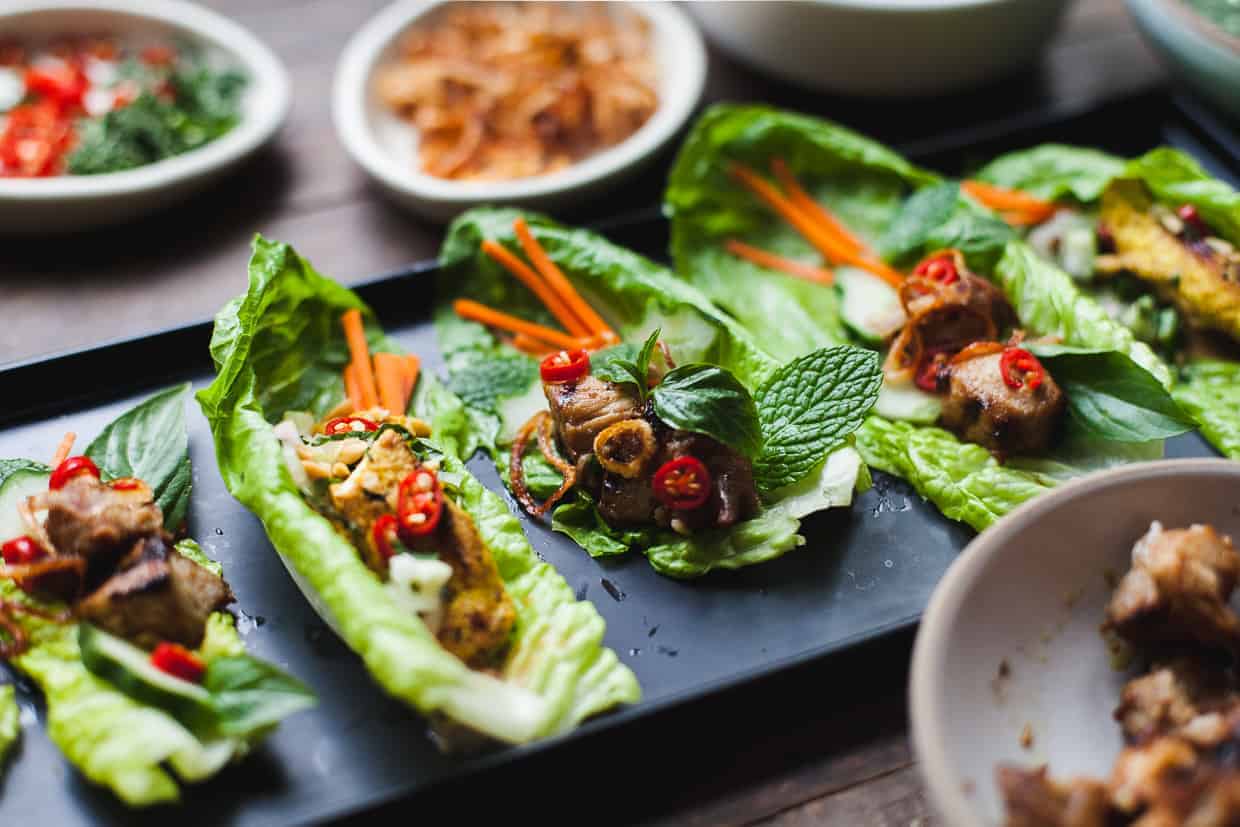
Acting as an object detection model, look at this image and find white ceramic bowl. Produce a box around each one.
[333,0,707,223]
[690,0,1072,98]
[910,459,1240,826]
[0,0,289,234]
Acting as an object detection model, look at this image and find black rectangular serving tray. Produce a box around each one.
[0,89,1234,825]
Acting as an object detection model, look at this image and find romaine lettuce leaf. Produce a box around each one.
[1173,361,1240,459]
[971,144,1127,203]
[666,104,937,362]
[1123,147,1240,244]
[0,684,17,769]
[198,236,639,743]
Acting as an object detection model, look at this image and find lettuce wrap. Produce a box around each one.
[973,144,1240,459]
[198,236,639,745]
[665,105,1193,532]
[435,207,880,577]
[0,385,313,805]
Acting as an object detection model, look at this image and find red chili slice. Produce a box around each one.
[49,456,101,490]
[539,349,590,384]
[1,536,47,566]
[652,456,712,511]
[371,514,400,560]
[1177,203,1208,236]
[109,477,145,492]
[913,254,959,285]
[999,347,1045,391]
[914,347,956,393]
[150,642,206,684]
[323,416,379,435]
[397,467,443,540]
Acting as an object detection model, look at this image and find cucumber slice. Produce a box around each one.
[875,381,942,424]
[838,267,905,345]
[78,624,217,734]
[0,466,49,542]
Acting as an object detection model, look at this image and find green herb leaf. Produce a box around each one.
[880,182,1016,271]
[752,346,882,490]
[1027,344,1196,442]
[592,328,661,402]
[446,353,537,413]
[203,655,317,737]
[86,384,193,531]
[653,364,762,457]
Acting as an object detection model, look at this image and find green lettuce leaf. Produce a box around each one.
[1123,147,1240,244]
[86,383,193,532]
[0,684,17,769]
[198,236,639,743]
[1173,361,1240,459]
[971,144,1127,203]
[666,104,937,362]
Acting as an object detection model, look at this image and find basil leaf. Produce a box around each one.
[592,329,662,402]
[753,346,883,491]
[204,655,316,737]
[653,364,762,457]
[880,182,1016,272]
[1027,344,1196,442]
[635,328,662,383]
[86,384,193,531]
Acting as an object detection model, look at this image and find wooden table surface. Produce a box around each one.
[2,1,1167,824]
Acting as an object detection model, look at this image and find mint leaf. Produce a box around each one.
[653,364,762,457]
[446,353,537,412]
[753,346,882,490]
[86,384,192,532]
[1026,344,1195,442]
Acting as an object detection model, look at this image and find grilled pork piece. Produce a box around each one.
[418,499,516,670]
[939,350,1066,456]
[1096,180,1240,342]
[996,766,1116,827]
[76,535,234,649]
[906,272,1019,349]
[1116,657,1239,745]
[543,374,642,462]
[659,430,760,531]
[1106,524,1240,652]
[39,474,164,587]
[5,555,87,603]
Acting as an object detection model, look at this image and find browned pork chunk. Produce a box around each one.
[659,430,760,531]
[906,273,1019,349]
[39,474,163,582]
[543,374,642,462]
[996,766,1116,827]
[5,555,87,603]
[1115,657,1239,745]
[1105,524,1240,652]
[939,350,1066,456]
[76,535,234,649]
[418,499,515,670]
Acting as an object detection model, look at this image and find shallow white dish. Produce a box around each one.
[910,458,1240,826]
[332,0,707,223]
[0,0,289,234]
[690,0,1071,98]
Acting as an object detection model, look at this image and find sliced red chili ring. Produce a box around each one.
[397,467,443,539]
[652,456,712,511]
[109,477,146,492]
[323,416,379,435]
[149,642,206,683]
[913,347,956,393]
[49,456,101,490]
[1177,203,1208,236]
[372,514,400,560]
[539,349,590,384]
[999,347,1045,391]
[1,536,47,566]
[913,255,959,285]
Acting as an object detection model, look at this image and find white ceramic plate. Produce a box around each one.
[0,0,289,234]
[910,458,1240,826]
[333,0,707,223]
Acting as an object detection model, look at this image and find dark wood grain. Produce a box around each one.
[0,1,1164,823]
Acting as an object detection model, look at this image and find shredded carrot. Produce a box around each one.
[51,432,76,466]
[729,162,904,288]
[341,309,379,409]
[725,239,834,285]
[512,218,615,340]
[998,207,1059,227]
[344,363,364,410]
[962,181,1058,223]
[454,298,583,350]
[481,240,591,338]
[510,333,556,356]
[770,158,864,255]
[401,354,421,403]
[373,353,408,414]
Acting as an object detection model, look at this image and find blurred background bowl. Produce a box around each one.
[1127,0,1240,123]
[689,0,1072,98]
[909,458,1240,826]
[333,0,707,223]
